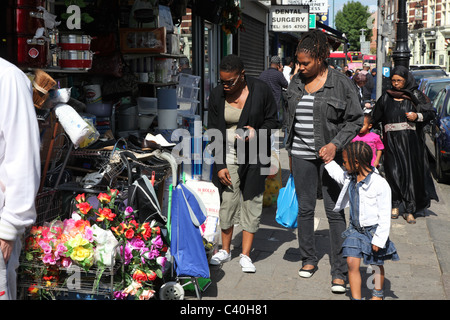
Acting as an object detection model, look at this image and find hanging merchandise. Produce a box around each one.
[54,103,100,148]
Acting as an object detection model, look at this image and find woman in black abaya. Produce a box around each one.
[371,66,438,224]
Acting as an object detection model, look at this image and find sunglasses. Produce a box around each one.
[219,73,243,88]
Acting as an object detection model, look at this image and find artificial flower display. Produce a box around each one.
[20,187,168,300]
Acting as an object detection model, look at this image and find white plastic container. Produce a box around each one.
[137,97,157,114]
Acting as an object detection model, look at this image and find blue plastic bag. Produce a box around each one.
[275,174,299,228]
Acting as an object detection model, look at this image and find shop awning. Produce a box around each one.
[315,21,348,51]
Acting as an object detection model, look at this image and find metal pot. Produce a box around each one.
[59,34,92,50]
[59,50,94,70]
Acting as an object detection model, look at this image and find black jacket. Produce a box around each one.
[207,76,279,200]
[285,67,364,156]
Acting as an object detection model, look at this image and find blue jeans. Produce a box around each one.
[291,156,348,281]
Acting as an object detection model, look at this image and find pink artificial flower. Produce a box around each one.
[61,257,72,268]
[43,254,56,265]
[151,235,163,249]
[125,206,134,215]
[156,256,167,270]
[139,289,155,300]
[39,240,52,255]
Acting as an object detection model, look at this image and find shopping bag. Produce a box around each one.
[170,183,210,279]
[275,174,299,229]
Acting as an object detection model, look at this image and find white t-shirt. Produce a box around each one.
[283,66,292,84]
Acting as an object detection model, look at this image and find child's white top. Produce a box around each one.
[325,160,392,248]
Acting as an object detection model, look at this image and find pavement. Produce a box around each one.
[187,143,450,301]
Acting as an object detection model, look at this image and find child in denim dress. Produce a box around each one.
[325,141,399,300]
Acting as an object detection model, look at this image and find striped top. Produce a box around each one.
[291,94,316,159]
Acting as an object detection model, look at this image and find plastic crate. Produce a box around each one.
[177,85,200,100]
[178,73,201,87]
[177,98,199,115]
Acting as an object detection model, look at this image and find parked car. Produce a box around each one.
[425,85,450,182]
[411,68,447,86]
[421,77,450,104]
[410,64,444,71]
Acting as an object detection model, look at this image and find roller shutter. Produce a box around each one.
[238,14,265,78]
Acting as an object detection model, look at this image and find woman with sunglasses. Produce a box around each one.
[371,65,438,224]
[207,54,279,273]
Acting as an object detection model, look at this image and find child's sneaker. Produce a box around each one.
[239,254,256,273]
[209,249,231,266]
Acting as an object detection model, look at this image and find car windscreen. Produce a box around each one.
[413,70,447,83]
[428,81,450,101]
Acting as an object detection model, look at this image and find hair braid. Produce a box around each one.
[296,29,330,69]
[344,141,373,174]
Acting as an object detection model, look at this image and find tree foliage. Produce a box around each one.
[335,1,373,51]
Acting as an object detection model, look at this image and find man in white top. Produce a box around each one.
[0,57,41,300]
[283,57,294,84]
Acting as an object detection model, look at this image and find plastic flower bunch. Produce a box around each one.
[75,187,120,230]
[24,221,72,268]
[112,217,169,300]
[62,216,95,271]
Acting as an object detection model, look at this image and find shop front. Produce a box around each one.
[0,0,252,300]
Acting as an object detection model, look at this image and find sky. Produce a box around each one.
[329,0,378,28]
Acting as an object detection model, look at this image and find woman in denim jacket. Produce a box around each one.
[285,30,364,293]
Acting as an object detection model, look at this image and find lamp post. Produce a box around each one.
[392,0,411,68]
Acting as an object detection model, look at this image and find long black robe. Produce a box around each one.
[372,92,439,214]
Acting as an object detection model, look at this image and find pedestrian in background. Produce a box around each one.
[283,57,294,85]
[325,141,399,300]
[208,54,279,273]
[352,112,384,169]
[0,57,41,300]
[285,29,364,293]
[259,56,288,111]
[360,63,374,101]
[371,65,438,224]
[371,68,377,100]
[259,56,288,154]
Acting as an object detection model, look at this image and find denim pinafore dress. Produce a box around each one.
[341,171,399,266]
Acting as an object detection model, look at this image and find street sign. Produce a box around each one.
[309,14,316,29]
[360,41,370,55]
[382,67,390,77]
[281,0,328,14]
[269,5,310,32]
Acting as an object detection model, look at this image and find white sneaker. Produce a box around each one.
[209,249,231,266]
[239,254,256,273]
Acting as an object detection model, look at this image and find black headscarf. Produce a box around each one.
[387,65,433,112]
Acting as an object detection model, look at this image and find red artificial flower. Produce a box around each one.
[75,193,86,203]
[147,270,157,281]
[97,192,111,204]
[76,202,92,215]
[132,270,148,282]
[96,208,116,222]
[125,228,135,239]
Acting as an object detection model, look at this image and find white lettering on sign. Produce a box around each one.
[269,5,309,32]
[281,0,329,14]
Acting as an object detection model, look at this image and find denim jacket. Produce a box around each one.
[285,67,364,157]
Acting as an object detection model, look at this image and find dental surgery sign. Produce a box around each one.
[269,5,309,32]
